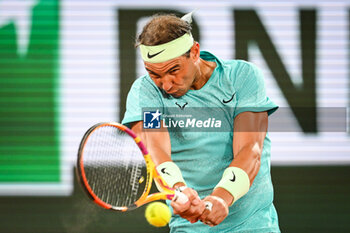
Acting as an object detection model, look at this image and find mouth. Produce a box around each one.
[165,88,179,94]
[163,87,185,97]
[167,91,184,98]
[170,93,180,98]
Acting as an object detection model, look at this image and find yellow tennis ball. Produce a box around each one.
[145,202,171,227]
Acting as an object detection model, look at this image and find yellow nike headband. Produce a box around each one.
[140,33,194,63]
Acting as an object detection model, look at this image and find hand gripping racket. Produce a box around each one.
[76,122,188,211]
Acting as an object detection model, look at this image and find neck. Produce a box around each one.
[191,58,216,90]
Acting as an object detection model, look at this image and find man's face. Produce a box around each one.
[144,46,198,98]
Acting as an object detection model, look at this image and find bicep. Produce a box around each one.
[231,112,268,181]
[233,111,268,156]
[130,121,172,165]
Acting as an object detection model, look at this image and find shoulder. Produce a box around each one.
[224,60,264,85]
[200,51,251,73]
[223,59,260,76]
[127,75,171,103]
[200,51,263,82]
[130,75,154,90]
[129,75,161,95]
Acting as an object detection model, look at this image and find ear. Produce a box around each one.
[190,42,200,62]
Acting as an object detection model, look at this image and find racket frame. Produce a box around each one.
[77,122,177,212]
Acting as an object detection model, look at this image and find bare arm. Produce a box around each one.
[131,120,185,188]
[231,111,267,180]
[200,111,268,226]
[212,111,268,205]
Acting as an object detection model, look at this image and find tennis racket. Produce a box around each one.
[76,122,188,211]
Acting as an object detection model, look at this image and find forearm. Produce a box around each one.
[131,121,187,188]
[212,145,261,206]
[212,112,267,206]
[147,143,172,165]
[229,143,262,185]
[131,121,171,165]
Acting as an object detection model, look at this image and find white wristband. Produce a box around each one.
[210,195,228,211]
[215,167,250,206]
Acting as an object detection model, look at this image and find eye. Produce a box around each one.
[150,75,161,80]
[170,69,179,75]
[148,72,160,79]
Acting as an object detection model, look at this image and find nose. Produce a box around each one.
[162,75,174,92]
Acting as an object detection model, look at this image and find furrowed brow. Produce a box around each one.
[145,68,159,76]
[165,65,180,73]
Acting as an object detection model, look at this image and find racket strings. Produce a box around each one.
[82,125,146,207]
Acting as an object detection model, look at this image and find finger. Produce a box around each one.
[208,222,215,227]
[171,199,190,214]
[201,206,223,226]
[199,201,212,224]
[171,189,205,222]
[205,208,226,226]
[189,189,201,205]
[214,215,226,226]
[173,191,189,204]
[199,208,210,222]
[183,188,200,205]
[188,203,207,223]
[171,197,203,218]
[202,196,229,225]
[203,219,215,227]
[180,201,205,220]
[205,207,224,226]
[205,214,217,227]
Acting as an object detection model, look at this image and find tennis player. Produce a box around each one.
[122,12,280,233]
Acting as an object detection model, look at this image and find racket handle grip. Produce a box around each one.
[173,190,189,204]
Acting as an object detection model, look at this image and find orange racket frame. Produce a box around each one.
[77,122,180,211]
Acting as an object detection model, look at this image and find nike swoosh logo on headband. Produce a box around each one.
[147,49,165,59]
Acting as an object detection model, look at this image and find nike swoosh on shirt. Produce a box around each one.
[147,49,165,59]
[222,93,236,104]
